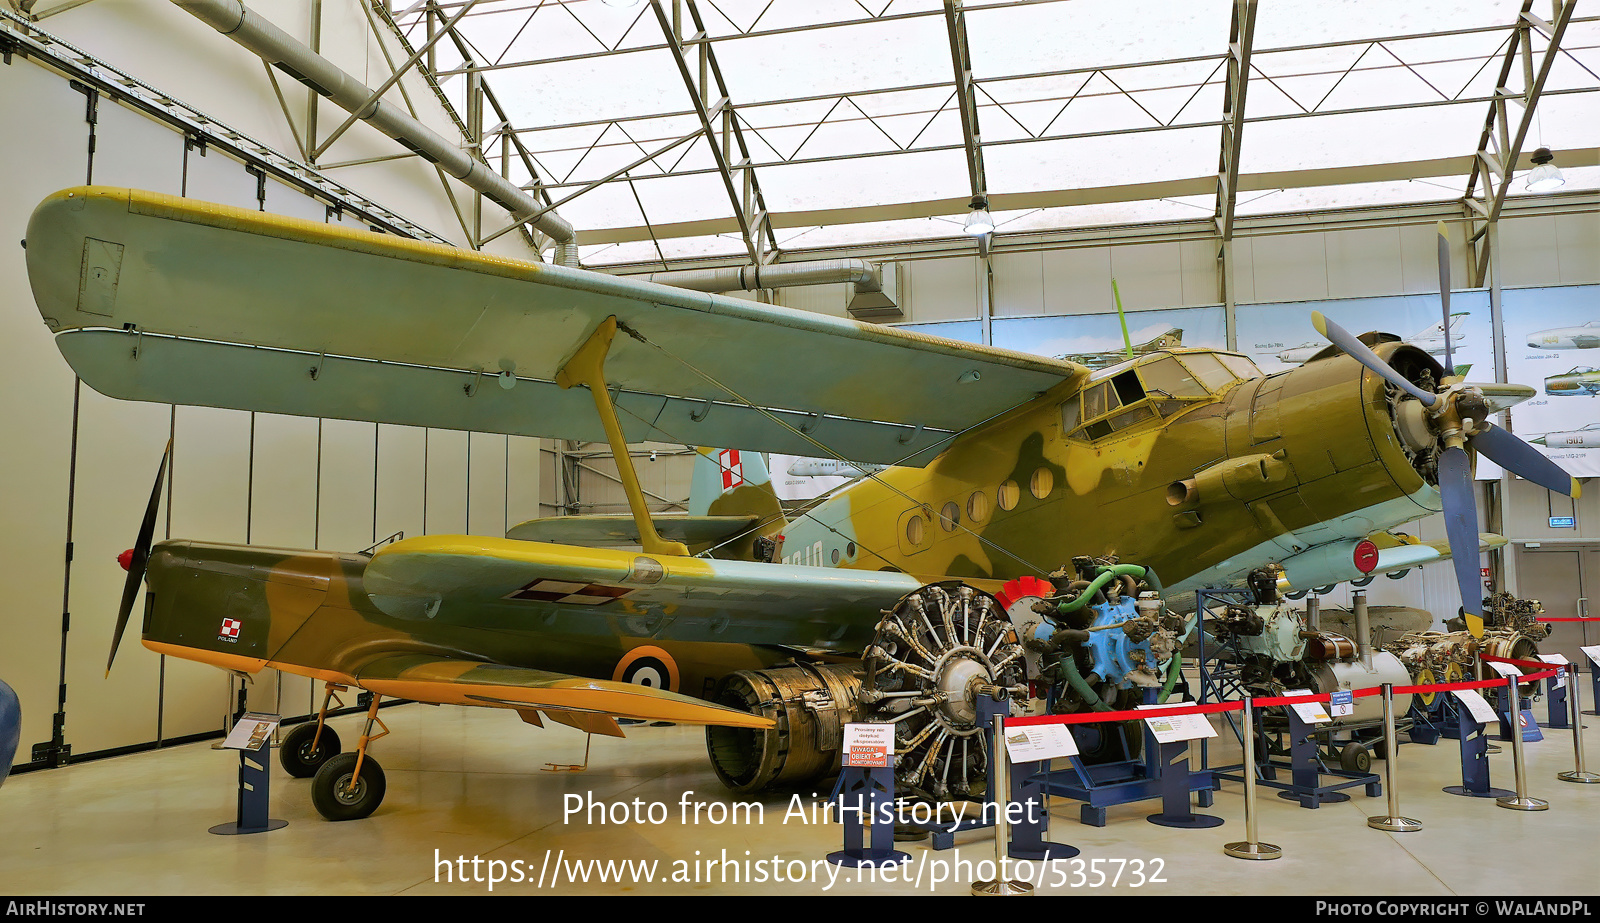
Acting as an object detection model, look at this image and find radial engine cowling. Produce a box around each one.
[705,662,865,795]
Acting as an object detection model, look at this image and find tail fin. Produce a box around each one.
[690,448,787,559]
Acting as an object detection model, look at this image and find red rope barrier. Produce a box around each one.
[1006,701,1242,727]
[1395,678,1502,694]
[1537,617,1600,622]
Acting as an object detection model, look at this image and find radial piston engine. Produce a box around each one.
[1007,558,1191,714]
[705,582,1028,799]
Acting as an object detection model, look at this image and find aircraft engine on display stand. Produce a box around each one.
[1205,569,1413,727]
[705,558,1193,801]
[1381,592,1552,719]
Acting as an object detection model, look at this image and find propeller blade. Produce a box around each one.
[1438,446,1484,639]
[1470,422,1582,498]
[109,441,171,676]
[1311,311,1438,407]
[1437,221,1454,375]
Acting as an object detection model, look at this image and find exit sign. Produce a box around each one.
[1550,516,1576,528]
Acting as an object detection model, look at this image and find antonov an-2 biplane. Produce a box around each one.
[24,188,1580,820]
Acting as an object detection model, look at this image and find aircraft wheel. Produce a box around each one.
[1338,742,1371,773]
[311,752,386,821]
[279,723,341,779]
[1352,576,1374,587]
[1371,737,1389,762]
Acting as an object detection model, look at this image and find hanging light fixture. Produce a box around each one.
[963,195,994,237]
[1524,147,1566,193]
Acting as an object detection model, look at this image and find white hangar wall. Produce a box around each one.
[0,4,543,768]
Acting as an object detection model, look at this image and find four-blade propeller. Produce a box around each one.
[1310,224,1580,638]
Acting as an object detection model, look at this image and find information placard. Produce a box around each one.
[1283,688,1331,724]
[1329,690,1354,717]
[1485,660,1522,679]
[1452,689,1500,726]
[1581,645,1600,669]
[1003,724,1080,762]
[1540,653,1570,689]
[222,712,281,751]
[842,723,893,768]
[1137,704,1217,743]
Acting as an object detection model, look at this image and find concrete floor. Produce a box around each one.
[1,701,1597,896]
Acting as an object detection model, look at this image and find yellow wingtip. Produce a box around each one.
[1311,311,1328,336]
[1466,612,1484,640]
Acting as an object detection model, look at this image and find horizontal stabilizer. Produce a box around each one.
[507,514,760,548]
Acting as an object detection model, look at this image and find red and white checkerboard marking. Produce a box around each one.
[504,580,634,606]
[719,449,744,490]
[218,618,242,640]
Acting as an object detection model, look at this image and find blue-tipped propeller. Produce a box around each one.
[1311,227,1579,638]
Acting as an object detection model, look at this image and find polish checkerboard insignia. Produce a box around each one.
[219,618,242,640]
[504,580,634,606]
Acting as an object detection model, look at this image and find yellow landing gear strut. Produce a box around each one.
[309,693,389,821]
[278,682,346,779]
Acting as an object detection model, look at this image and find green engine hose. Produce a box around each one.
[1054,563,1150,614]
[1158,649,1181,704]
[1057,652,1112,712]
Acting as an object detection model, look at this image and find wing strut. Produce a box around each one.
[555,316,689,557]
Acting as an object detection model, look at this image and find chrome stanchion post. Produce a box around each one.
[973,711,1032,896]
[1367,683,1422,832]
[1498,674,1550,810]
[1225,697,1281,860]
[1559,664,1600,784]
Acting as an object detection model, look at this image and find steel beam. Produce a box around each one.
[1214,0,1257,240]
[651,0,778,269]
[943,0,986,199]
[1463,0,1577,286]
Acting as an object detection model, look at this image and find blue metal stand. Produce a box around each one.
[928,695,1008,851]
[1495,687,1543,743]
[827,764,909,867]
[1251,709,1381,808]
[208,740,287,835]
[1007,759,1079,859]
[1541,671,1572,729]
[1442,696,1514,799]
[1146,738,1224,828]
[1040,719,1217,827]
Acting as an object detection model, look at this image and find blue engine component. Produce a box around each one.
[1083,597,1160,690]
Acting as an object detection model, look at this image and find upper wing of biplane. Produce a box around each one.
[505,514,760,549]
[27,187,1086,466]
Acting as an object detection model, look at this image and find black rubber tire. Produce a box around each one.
[279,723,341,779]
[1371,737,1389,762]
[311,752,386,821]
[1339,742,1372,773]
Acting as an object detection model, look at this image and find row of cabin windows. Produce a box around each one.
[1061,352,1259,442]
[904,468,1056,546]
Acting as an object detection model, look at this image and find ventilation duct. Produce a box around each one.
[637,260,901,319]
[173,0,575,254]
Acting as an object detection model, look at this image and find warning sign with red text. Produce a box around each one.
[842,723,894,768]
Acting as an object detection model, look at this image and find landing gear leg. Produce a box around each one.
[279,683,344,778]
[311,693,388,821]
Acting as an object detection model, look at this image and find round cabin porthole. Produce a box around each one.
[997,480,1020,511]
[905,515,925,546]
[1030,467,1054,499]
[940,501,960,532]
[967,490,990,523]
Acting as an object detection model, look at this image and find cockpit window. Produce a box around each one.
[1217,353,1262,380]
[1178,353,1238,392]
[1138,356,1208,398]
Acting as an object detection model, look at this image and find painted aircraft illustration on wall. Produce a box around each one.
[1545,367,1600,396]
[1531,423,1600,448]
[785,458,886,479]
[1528,321,1600,350]
[23,188,1580,820]
[1055,327,1183,370]
[1276,313,1468,366]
